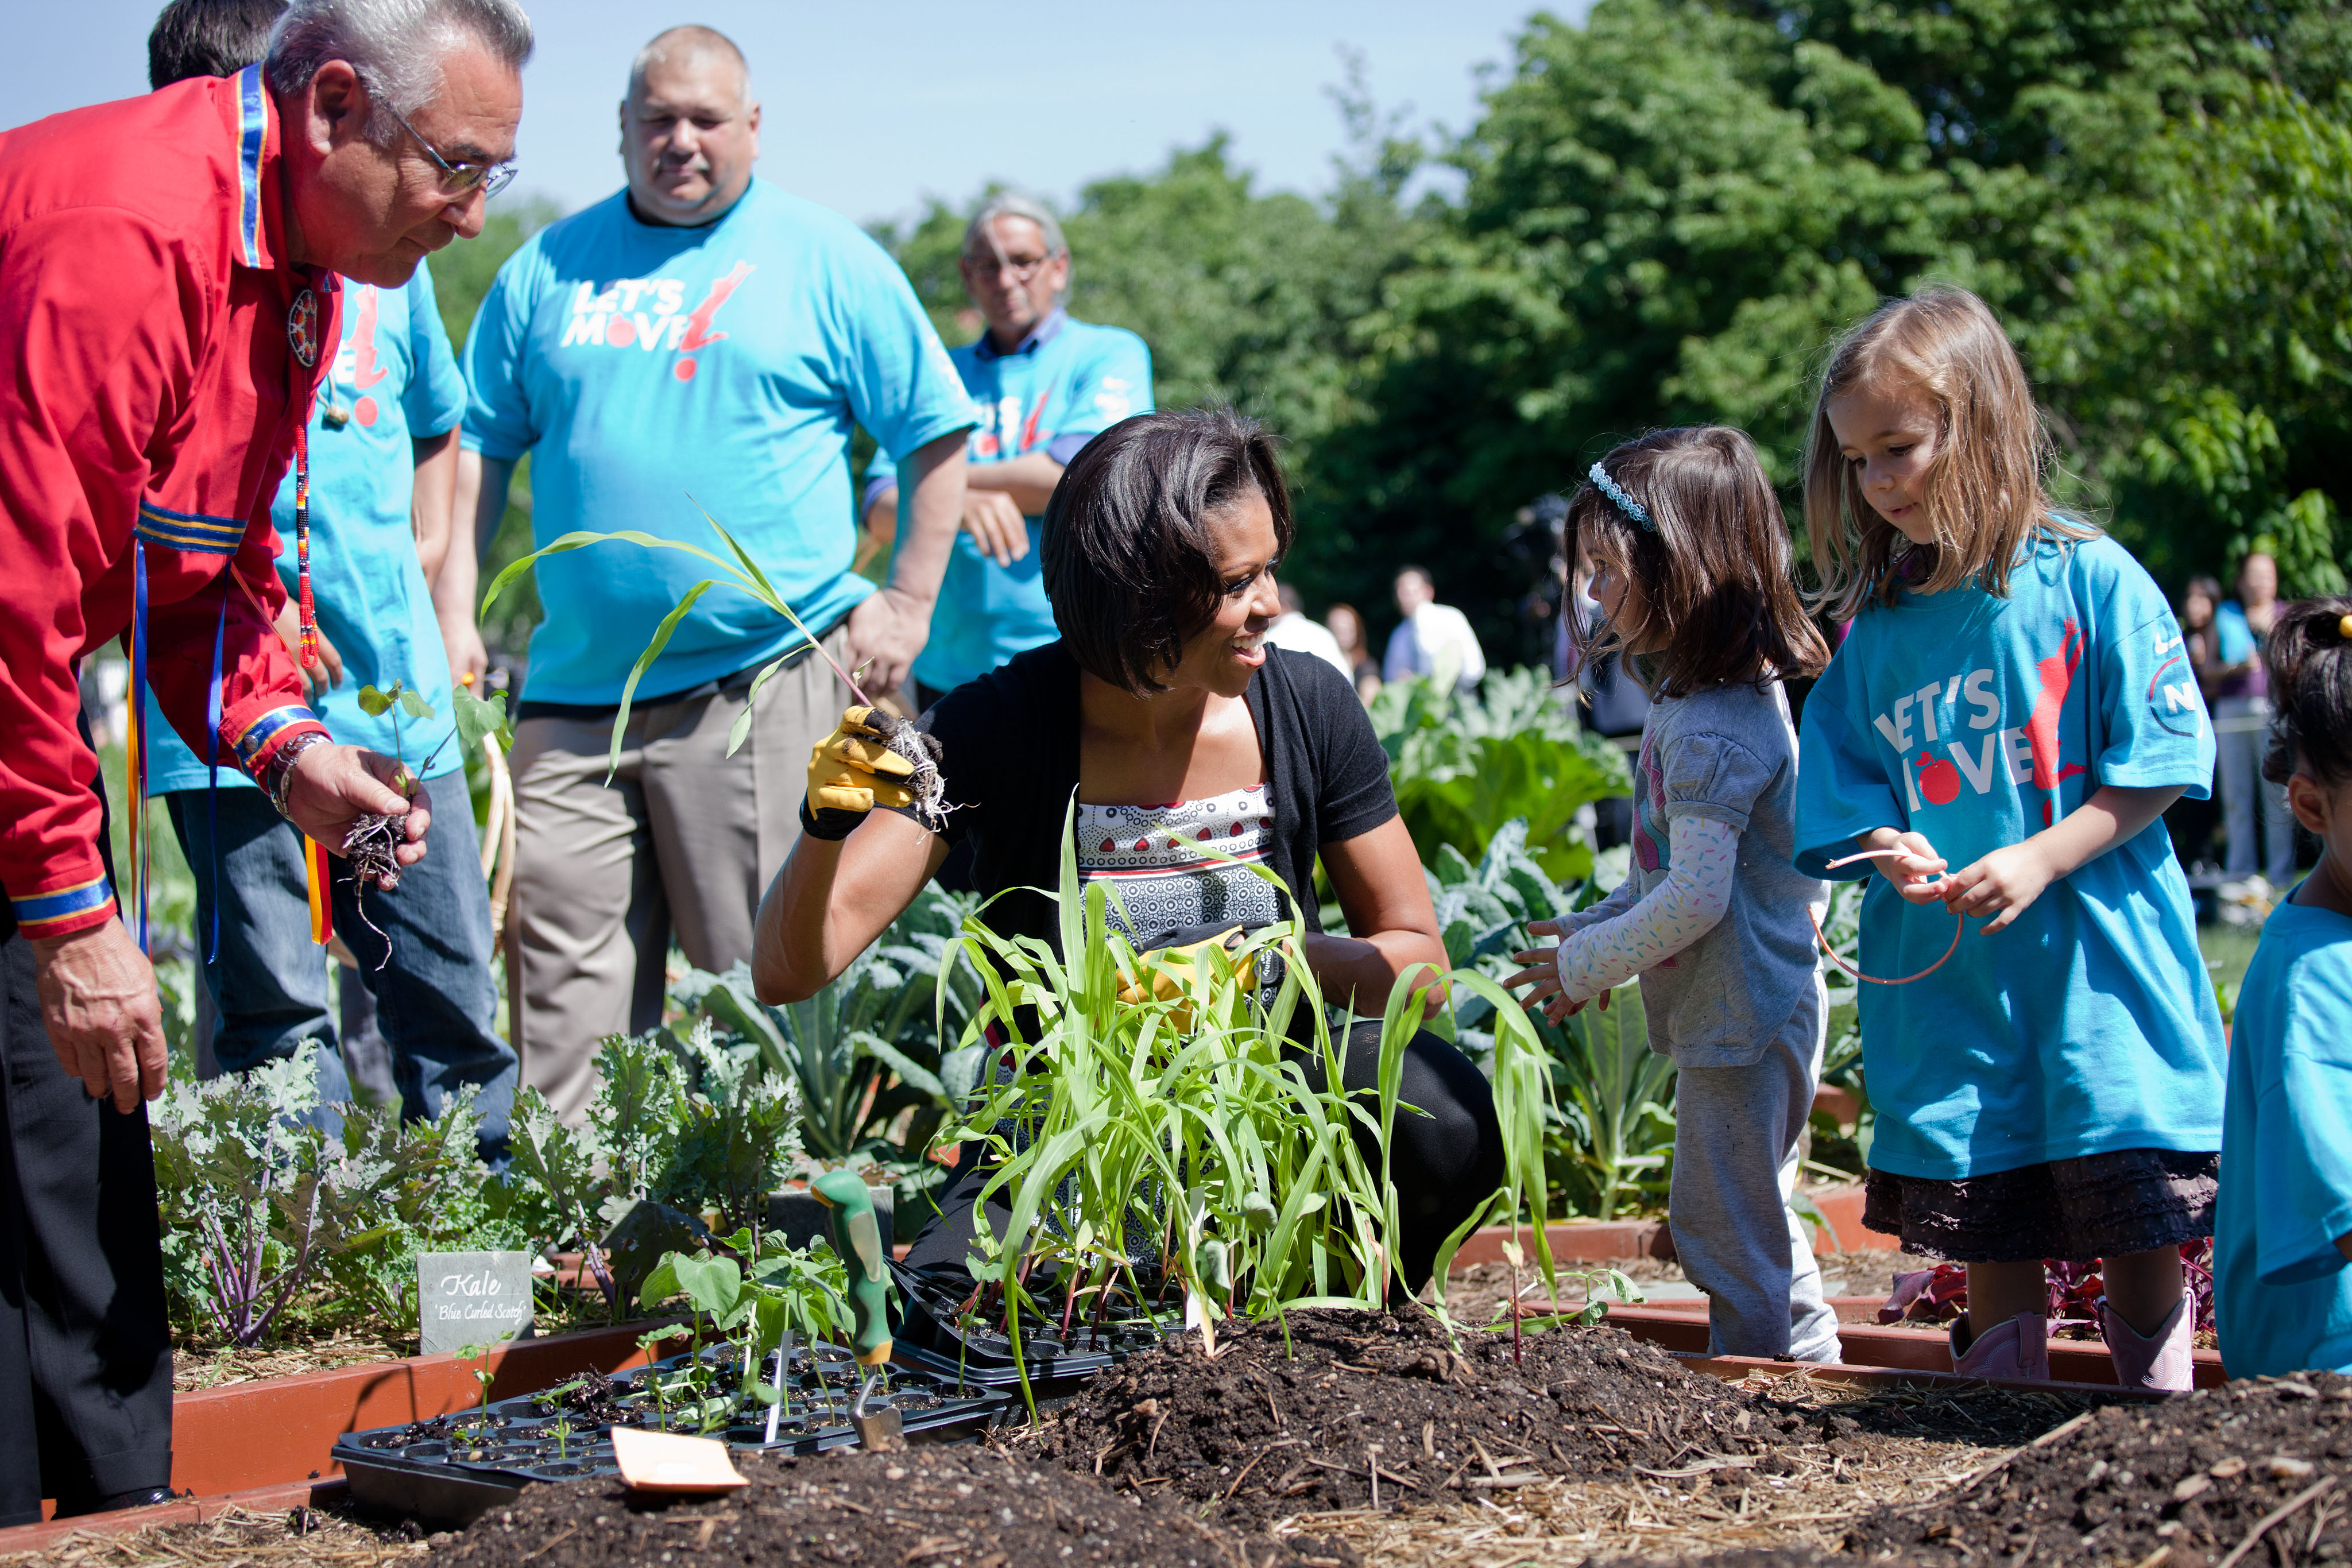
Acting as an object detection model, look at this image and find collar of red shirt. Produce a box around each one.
[227,63,287,273]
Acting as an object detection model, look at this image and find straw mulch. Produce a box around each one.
[0,1506,420,1568]
[1282,1365,2098,1567]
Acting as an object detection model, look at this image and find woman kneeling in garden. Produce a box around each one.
[753,406,1503,1291]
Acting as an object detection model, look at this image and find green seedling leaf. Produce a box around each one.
[451,686,513,754]
[639,1255,683,1311]
[672,1253,744,1319]
[356,685,394,717]
[398,688,435,720]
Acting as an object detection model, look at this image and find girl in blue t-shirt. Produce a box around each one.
[2215,599,2352,1376]
[1506,426,1842,1362]
[1794,287,2225,1390]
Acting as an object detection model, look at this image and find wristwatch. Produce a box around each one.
[260,731,331,822]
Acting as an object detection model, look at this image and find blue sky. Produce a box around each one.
[17,2,1580,225]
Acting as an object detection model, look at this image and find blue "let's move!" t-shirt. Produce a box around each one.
[146,270,466,792]
[1794,535,2226,1180]
[464,180,974,706]
[2218,895,2352,1376]
[895,310,1152,694]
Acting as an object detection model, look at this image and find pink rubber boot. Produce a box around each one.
[2103,1296,2194,1392]
[1951,1311,2052,1381]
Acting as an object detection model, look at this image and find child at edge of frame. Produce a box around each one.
[1790,284,2225,1391]
[1504,424,1844,1364]
[2214,598,2352,1379]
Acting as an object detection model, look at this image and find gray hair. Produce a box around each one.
[964,192,1067,264]
[265,0,533,145]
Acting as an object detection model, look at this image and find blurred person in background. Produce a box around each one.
[1264,582,1351,679]
[0,0,524,1517]
[862,193,1152,710]
[1382,564,1486,695]
[2165,575,2226,877]
[451,25,972,1120]
[1325,602,1380,702]
[2213,552,2299,889]
[146,0,284,80]
[141,0,514,1156]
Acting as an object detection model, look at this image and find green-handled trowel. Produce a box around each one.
[811,1171,901,1451]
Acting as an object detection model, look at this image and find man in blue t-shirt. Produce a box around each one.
[140,42,512,1159]
[452,26,973,1119]
[861,193,1153,707]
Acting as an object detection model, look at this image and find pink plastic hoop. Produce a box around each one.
[1813,848,1966,986]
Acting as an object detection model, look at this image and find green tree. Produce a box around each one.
[2029,84,2351,593]
[1314,0,2348,641]
[870,59,1435,529]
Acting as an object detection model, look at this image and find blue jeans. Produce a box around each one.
[165,769,514,1159]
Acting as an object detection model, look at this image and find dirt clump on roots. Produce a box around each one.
[1011,1307,1848,1535]
[1845,1369,2352,1567]
[863,707,950,832]
[427,1445,1312,1567]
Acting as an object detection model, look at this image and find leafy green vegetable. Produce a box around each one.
[1371,669,1630,881]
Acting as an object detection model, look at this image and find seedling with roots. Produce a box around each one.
[481,498,949,828]
[338,681,514,949]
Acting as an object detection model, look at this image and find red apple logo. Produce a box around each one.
[1917,751,1962,806]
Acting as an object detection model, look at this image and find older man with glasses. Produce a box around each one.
[446,26,972,1122]
[0,0,528,1521]
[862,195,1155,712]
[140,0,517,1165]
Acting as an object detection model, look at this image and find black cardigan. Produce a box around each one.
[893,641,1398,954]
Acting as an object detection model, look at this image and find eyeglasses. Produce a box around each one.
[386,102,518,199]
[962,251,1056,282]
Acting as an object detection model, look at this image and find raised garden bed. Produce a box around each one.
[0,1315,693,1551]
[1441,1183,1904,1270]
[1605,1304,2231,1389]
[22,1313,2333,1568]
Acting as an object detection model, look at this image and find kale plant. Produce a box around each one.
[150,1044,345,1346]
[676,885,981,1165]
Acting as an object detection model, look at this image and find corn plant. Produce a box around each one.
[482,505,872,773]
[934,809,1565,1411]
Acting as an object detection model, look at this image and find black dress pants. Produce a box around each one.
[903,1019,1507,1296]
[0,750,173,1523]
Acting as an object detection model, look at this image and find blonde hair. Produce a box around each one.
[1802,286,2094,622]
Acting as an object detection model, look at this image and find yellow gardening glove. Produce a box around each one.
[802,706,917,840]
[1115,927,1257,1032]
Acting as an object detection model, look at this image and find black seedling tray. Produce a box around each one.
[888,1261,1163,1387]
[335,1339,1005,1529]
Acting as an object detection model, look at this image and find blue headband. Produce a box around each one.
[1588,462,1653,530]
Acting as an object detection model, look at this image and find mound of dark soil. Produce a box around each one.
[427,1444,1306,1567]
[1013,1306,1836,1532]
[1846,1370,2352,1566]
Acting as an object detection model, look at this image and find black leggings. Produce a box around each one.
[902,1020,1506,1295]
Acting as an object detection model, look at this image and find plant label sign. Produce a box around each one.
[419,1251,534,1354]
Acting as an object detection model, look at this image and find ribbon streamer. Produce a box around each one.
[127,542,152,953]
[304,835,334,946]
[1811,847,1964,986]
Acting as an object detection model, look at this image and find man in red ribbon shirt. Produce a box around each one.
[0,0,528,1520]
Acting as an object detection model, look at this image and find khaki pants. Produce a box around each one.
[509,629,848,1121]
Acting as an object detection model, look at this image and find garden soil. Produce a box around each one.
[1845,1368,2352,1566]
[1012,1307,1879,1533]
[427,1445,1309,1567]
